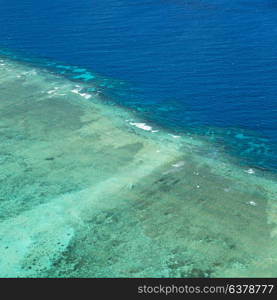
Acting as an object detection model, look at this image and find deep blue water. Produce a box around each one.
[0,0,276,171]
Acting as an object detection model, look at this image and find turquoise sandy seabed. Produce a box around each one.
[0,57,277,278]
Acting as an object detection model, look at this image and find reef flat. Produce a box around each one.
[0,58,276,277]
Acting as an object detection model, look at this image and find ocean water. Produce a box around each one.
[0,1,277,278]
[0,0,276,172]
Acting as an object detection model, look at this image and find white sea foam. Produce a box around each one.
[47,90,56,94]
[170,134,181,138]
[71,88,81,94]
[71,88,91,99]
[245,168,255,174]
[82,93,92,99]
[129,122,152,131]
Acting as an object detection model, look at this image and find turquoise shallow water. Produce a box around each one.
[0,57,277,277]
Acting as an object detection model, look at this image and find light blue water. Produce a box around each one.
[0,0,276,171]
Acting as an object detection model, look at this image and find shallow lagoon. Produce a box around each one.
[0,58,277,277]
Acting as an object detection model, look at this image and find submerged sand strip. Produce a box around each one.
[0,58,276,277]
